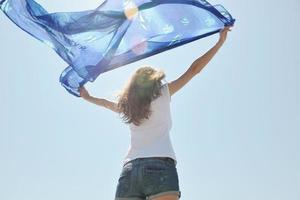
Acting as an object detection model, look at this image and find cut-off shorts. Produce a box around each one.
[115,157,181,200]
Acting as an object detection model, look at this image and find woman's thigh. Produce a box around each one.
[150,194,179,200]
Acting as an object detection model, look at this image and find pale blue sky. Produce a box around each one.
[1,0,299,200]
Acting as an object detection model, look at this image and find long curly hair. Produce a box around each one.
[116,65,166,126]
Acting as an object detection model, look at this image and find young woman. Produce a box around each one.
[79,26,232,200]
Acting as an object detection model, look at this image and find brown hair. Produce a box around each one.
[116,65,166,126]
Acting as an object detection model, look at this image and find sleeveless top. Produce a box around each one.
[123,82,177,166]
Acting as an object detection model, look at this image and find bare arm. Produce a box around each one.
[79,87,121,113]
[168,26,232,96]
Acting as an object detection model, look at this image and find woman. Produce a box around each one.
[79,26,232,200]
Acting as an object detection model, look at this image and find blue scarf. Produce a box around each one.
[0,0,235,96]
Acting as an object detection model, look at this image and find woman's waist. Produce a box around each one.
[123,156,177,167]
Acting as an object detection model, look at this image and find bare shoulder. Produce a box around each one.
[167,67,196,97]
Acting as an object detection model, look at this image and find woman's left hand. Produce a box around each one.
[79,86,90,98]
[218,25,233,44]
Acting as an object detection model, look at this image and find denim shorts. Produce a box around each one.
[115,157,181,200]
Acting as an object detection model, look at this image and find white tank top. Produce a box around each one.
[123,81,177,165]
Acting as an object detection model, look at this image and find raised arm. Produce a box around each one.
[168,26,232,96]
[79,86,121,114]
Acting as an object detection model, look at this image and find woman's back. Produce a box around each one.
[123,83,177,166]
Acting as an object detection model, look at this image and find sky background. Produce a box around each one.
[1,0,300,200]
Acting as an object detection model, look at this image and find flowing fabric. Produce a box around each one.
[0,0,235,97]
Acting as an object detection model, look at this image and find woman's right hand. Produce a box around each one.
[218,25,233,44]
[79,86,90,99]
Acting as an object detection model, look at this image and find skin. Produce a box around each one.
[80,26,233,200]
[79,26,232,115]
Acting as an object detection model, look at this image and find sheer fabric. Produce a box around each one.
[0,0,235,96]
